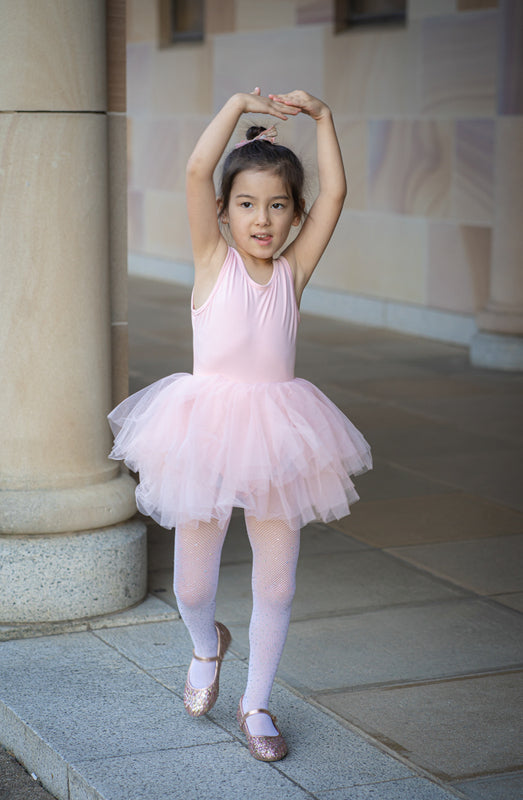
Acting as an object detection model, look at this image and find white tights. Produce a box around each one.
[173,513,300,736]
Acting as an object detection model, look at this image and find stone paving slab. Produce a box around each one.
[0,594,178,642]
[316,672,523,781]
[231,599,523,692]
[332,493,523,547]
[388,392,523,444]
[93,620,239,671]
[69,743,313,800]
[0,632,231,764]
[454,772,523,800]
[314,777,464,800]
[221,517,370,564]
[346,404,514,460]
[0,620,455,800]
[215,549,467,626]
[150,659,415,794]
[146,515,368,576]
[346,459,457,503]
[352,373,523,402]
[494,591,523,613]
[387,534,523,595]
[398,449,523,512]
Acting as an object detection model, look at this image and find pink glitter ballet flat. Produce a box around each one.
[237,696,288,762]
[183,621,231,717]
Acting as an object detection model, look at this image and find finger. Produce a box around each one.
[250,87,261,95]
[269,94,302,109]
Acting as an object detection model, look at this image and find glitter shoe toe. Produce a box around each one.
[183,621,231,717]
[237,696,288,762]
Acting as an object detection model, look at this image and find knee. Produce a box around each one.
[173,579,214,610]
[253,575,296,610]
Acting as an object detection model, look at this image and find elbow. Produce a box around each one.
[186,155,202,180]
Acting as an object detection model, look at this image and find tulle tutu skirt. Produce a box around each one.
[108,373,372,530]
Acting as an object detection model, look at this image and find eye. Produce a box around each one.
[240,201,253,208]
[272,202,285,210]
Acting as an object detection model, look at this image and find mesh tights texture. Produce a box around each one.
[173,513,300,733]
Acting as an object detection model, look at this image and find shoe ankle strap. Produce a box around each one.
[192,650,219,663]
[241,707,276,725]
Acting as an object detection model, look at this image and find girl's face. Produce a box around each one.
[221,168,301,264]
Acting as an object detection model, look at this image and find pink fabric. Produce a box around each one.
[108,247,372,529]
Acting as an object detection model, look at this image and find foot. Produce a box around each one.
[237,697,288,762]
[242,708,279,736]
[183,622,231,717]
[188,629,218,688]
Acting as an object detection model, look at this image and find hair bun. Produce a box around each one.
[246,125,267,141]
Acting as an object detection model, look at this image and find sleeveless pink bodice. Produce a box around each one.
[108,245,372,530]
[192,247,299,384]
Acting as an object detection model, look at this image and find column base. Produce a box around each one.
[470,331,523,371]
[0,520,147,623]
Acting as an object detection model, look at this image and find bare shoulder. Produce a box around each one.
[192,237,229,310]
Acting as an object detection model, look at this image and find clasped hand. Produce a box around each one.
[238,87,330,122]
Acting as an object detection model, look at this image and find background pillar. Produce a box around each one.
[471,0,523,370]
[0,0,146,622]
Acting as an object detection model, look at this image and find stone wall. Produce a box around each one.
[126,0,523,366]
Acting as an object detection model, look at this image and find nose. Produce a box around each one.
[256,206,269,226]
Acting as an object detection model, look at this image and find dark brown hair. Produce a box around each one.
[218,126,305,219]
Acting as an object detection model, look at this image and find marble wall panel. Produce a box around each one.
[0,0,106,111]
[497,0,523,114]
[297,0,334,25]
[205,0,235,34]
[420,10,498,114]
[213,27,323,110]
[325,24,420,115]
[311,211,427,305]
[409,0,456,19]
[337,120,368,210]
[235,0,296,31]
[369,119,452,217]
[130,118,181,192]
[144,191,193,262]
[128,190,145,253]
[127,42,154,115]
[453,119,495,224]
[427,223,491,312]
[151,40,213,114]
[127,0,157,42]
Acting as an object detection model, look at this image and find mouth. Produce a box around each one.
[252,234,273,245]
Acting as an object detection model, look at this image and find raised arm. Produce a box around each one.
[270,91,347,301]
[186,89,295,273]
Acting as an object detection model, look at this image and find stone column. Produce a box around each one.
[0,0,146,622]
[470,0,523,370]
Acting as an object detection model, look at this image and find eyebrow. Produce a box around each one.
[234,193,290,200]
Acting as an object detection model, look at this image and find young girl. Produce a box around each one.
[108,88,371,762]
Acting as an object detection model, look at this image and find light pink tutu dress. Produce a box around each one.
[108,247,372,530]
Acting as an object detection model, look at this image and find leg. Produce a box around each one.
[243,515,300,735]
[173,515,230,688]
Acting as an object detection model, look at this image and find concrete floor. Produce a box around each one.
[2,274,522,800]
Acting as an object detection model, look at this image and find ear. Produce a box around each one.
[217,197,228,223]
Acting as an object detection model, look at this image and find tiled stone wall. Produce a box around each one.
[127,0,521,337]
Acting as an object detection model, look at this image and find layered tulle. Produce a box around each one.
[108,373,372,531]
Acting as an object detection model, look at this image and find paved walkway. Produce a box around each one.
[1,275,522,800]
